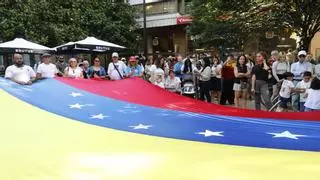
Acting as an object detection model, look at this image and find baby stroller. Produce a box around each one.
[181,73,196,98]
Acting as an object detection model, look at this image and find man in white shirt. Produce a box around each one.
[36,53,59,79]
[107,52,127,80]
[5,53,36,85]
[290,50,313,111]
[291,50,313,81]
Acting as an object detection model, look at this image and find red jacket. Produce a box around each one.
[221,65,235,80]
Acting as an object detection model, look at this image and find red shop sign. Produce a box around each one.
[177,16,193,25]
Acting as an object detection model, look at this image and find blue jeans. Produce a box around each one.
[291,80,300,112]
[299,102,306,112]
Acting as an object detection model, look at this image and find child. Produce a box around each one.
[304,77,320,112]
[295,71,312,112]
[153,74,165,89]
[276,72,296,112]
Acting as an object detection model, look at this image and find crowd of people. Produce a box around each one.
[4,50,320,112]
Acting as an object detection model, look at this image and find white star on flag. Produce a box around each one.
[129,124,152,130]
[69,92,83,97]
[69,103,94,109]
[90,114,109,120]
[267,130,307,140]
[196,130,224,137]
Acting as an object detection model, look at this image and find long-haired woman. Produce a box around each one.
[271,51,290,101]
[233,55,250,108]
[151,58,166,87]
[210,56,222,103]
[87,56,106,79]
[196,57,212,102]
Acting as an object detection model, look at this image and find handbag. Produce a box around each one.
[240,81,248,89]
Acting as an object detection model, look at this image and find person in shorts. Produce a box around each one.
[276,72,296,112]
[295,71,312,112]
[233,55,250,108]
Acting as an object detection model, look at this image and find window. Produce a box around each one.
[184,0,192,15]
[135,0,178,16]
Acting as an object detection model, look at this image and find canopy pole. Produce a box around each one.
[143,0,148,58]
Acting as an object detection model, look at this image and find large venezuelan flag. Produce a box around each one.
[0,77,319,180]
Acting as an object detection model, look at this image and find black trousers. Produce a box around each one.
[199,80,211,103]
[220,79,234,105]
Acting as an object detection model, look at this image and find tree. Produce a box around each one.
[190,0,251,50]
[272,0,320,51]
[0,0,139,49]
[190,0,287,51]
[190,0,320,52]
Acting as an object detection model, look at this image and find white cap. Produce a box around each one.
[112,52,119,57]
[298,50,307,56]
[271,50,279,55]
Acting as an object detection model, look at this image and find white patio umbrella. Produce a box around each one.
[0,38,53,53]
[55,37,126,52]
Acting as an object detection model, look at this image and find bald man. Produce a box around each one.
[5,53,36,85]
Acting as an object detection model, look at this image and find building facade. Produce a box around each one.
[310,32,320,60]
[129,0,192,56]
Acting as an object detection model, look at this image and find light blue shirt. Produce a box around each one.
[290,61,312,80]
[174,61,184,77]
[125,65,143,77]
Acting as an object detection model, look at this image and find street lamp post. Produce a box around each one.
[143,0,148,58]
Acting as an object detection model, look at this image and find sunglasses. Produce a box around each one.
[299,55,306,58]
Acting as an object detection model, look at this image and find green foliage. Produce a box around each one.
[272,0,320,50]
[190,0,266,49]
[190,0,320,51]
[0,0,139,49]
